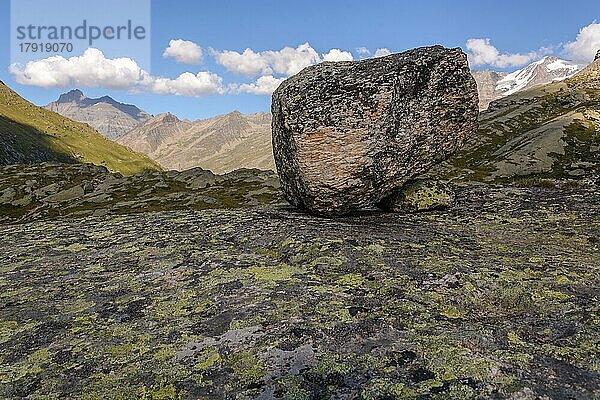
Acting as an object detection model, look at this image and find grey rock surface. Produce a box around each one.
[272,45,479,216]
[471,69,509,110]
[1,182,599,399]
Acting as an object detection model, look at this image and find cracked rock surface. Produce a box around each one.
[1,183,598,399]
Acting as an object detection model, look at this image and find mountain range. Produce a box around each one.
[45,89,151,139]
[3,53,596,181]
[0,81,159,175]
[42,89,273,174]
[118,111,274,174]
[2,53,599,400]
[472,56,582,110]
[40,55,585,175]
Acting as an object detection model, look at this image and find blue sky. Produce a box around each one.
[1,0,599,120]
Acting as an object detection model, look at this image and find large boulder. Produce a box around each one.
[271,45,479,215]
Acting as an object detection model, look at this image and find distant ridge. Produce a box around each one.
[433,55,600,182]
[45,89,151,139]
[0,81,160,175]
[119,111,274,173]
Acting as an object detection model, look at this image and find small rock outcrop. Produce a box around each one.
[595,50,600,61]
[378,180,455,213]
[272,46,479,216]
[0,163,283,224]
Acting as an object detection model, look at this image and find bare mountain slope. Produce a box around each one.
[0,82,159,175]
[432,56,600,183]
[119,111,274,173]
[45,90,151,139]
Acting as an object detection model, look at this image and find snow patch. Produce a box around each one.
[547,59,580,72]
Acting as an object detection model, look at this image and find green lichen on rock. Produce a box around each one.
[0,163,284,224]
[378,180,455,212]
[0,183,598,398]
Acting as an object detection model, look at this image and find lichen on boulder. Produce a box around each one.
[378,179,455,212]
[271,45,479,216]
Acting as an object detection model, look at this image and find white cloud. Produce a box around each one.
[10,43,401,99]
[213,44,396,77]
[9,48,148,89]
[357,47,371,56]
[149,72,224,96]
[466,38,547,68]
[234,75,285,95]
[374,48,392,58]
[322,49,353,62]
[211,48,271,76]
[564,22,600,63]
[10,48,223,97]
[264,43,321,76]
[162,39,203,64]
[212,42,322,77]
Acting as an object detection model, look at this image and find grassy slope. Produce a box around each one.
[0,81,160,175]
[430,60,600,183]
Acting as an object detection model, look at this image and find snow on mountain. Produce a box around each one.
[472,56,583,110]
[496,56,581,96]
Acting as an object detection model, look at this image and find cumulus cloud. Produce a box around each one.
[374,48,392,58]
[322,49,354,62]
[213,42,321,77]
[9,43,399,98]
[466,38,548,68]
[564,22,600,63]
[233,75,285,95]
[9,48,148,89]
[264,43,321,76]
[213,43,358,77]
[149,72,224,96]
[10,48,223,97]
[162,39,203,64]
[211,48,271,76]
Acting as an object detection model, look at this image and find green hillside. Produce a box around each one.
[431,59,600,184]
[0,81,160,175]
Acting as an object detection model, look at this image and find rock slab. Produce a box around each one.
[272,45,479,215]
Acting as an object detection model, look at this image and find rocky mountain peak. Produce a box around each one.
[156,112,180,124]
[221,110,249,124]
[541,55,557,62]
[472,56,582,110]
[57,89,86,104]
[45,90,152,139]
[118,110,274,173]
